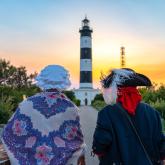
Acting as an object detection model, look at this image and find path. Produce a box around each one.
[78,106,99,165]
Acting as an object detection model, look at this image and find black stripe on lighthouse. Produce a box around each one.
[80,48,92,59]
[80,71,92,83]
[79,30,92,37]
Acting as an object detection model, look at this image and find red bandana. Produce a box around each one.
[117,87,142,115]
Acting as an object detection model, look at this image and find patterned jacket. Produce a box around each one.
[2,90,85,165]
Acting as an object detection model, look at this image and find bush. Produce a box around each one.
[91,94,104,105]
[139,85,165,119]
[92,100,106,111]
[0,85,40,111]
[150,99,165,119]
[0,96,14,124]
[64,91,75,101]
[73,99,81,106]
[64,90,80,106]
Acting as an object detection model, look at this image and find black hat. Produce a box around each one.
[101,68,152,88]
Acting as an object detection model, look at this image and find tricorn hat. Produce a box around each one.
[101,68,152,88]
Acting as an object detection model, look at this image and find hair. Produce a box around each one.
[100,70,114,88]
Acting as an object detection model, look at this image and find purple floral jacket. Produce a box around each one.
[2,91,85,165]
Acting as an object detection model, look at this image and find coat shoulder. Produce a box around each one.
[138,102,159,115]
[98,104,117,119]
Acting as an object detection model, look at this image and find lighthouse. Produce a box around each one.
[79,17,93,88]
[74,17,100,105]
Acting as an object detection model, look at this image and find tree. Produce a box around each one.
[64,91,76,100]
[0,59,37,88]
[0,59,11,83]
[0,85,40,111]
[150,99,165,119]
[139,85,165,119]
[64,90,80,106]
[0,59,38,123]
[91,94,104,105]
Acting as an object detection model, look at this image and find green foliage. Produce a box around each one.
[0,95,14,123]
[139,85,165,103]
[156,85,165,100]
[0,85,40,111]
[73,99,81,106]
[64,90,80,106]
[135,85,165,119]
[64,91,75,101]
[0,59,39,123]
[150,99,165,119]
[91,93,105,110]
[139,88,156,103]
[91,94,104,105]
[0,85,41,124]
[92,100,106,111]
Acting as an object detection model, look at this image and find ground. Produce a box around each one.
[79,106,99,165]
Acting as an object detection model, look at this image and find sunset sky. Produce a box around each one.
[0,0,165,88]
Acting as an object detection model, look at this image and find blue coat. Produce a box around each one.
[92,102,165,165]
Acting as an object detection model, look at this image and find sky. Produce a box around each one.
[0,0,165,88]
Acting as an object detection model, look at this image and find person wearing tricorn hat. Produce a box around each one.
[92,68,165,165]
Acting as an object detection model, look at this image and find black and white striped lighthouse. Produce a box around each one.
[74,17,100,105]
[79,16,93,89]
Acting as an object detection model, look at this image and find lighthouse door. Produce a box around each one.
[85,98,88,105]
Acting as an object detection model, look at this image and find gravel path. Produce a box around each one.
[78,106,99,165]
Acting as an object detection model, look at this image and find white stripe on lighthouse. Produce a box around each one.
[80,83,93,88]
[80,59,92,71]
[80,36,92,48]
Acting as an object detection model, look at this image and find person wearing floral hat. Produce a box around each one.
[92,68,165,165]
[1,65,86,165]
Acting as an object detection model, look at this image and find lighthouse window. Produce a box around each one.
[85,92,87,96]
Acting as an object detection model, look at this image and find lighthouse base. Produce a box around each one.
[73,88,100,106]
